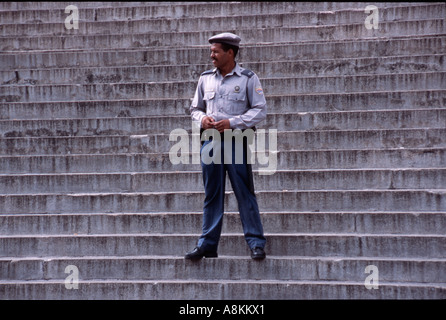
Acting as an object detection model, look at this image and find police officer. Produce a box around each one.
[186,32,267,260]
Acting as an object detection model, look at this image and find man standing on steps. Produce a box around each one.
[186,32,268,260]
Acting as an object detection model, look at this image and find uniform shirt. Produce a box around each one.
[190,63,267,129]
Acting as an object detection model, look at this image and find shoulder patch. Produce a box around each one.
[201,69,215,76]
[241,69,254,78]
[255,87,264,95]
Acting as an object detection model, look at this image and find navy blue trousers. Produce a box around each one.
[197,135,266,252]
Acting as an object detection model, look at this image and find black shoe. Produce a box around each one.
[250,247,266,260]
[185,247,218,260]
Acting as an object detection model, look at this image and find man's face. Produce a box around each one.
[210,43,233,69]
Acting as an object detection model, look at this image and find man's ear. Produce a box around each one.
[228,48,235,58]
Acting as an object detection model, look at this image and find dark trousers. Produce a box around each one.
[197,135,266,252]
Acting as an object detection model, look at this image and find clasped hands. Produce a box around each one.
[202,116,230,133]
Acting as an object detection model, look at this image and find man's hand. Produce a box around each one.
[202,116,215,129]
[214,119,231,133]
[202,117,231,133]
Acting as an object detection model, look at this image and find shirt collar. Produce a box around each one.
[214,62,242,77]
[233,63,243,76]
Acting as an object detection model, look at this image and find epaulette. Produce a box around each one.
[241,69,254,78]
[201,69,215,76]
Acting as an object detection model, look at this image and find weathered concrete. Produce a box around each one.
[2,89,445,120]
[2,4,445,36]
[3,54,444,85]
[0,2,438,24]
[2,279,445,300]
[1,128,445,155]
[1,256,445,284]
[3,37,445,70]
[0,189,445,215]
[2,19,445,51]
[0,148,444,174]
[0,169,445,194]
[3,72,445,102]
[1,212,445,236]
[1,233,445,258]
[1,109,445,137]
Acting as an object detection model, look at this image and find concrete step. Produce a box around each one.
[1,109,444,137]
[0,1,430,12]
[0,189,444,214]
[2,19,444,51]
[1,169,445,194]
[2,89,444,119]
[3,36,444,69]
[1,278,444,299]
[3,4,445,36]
[2,72,444,102]
[0,2,174,11]
[0,148,443,174]
[278,128,446,152]
[3,54,445,85]
[265,108,446,132]
[1,212,444,236]
[1,232,444,258]
[1,255,444,283]
[2,128,444,155]
[0,2,436,24]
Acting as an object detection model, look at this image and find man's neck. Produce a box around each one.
[218,61,236,77]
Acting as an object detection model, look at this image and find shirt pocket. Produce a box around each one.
[227,92,246,115]
[204,91,215,101]
[203,91,215,109]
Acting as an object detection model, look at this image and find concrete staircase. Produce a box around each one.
[0,2,445,299]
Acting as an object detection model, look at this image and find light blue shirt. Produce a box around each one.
[190,63,267,129]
